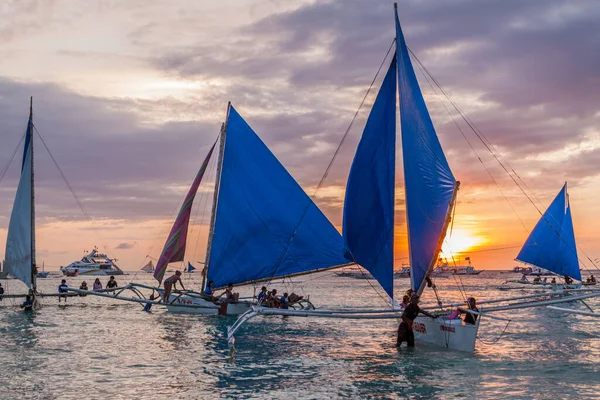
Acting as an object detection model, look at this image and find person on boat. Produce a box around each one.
[533,276,541,284]
[396,293,436,348]
[542,277,547,284]
[93,278,102,291]
[551,277,556,284]
[58,279,69,302]
[564,275,573,285]
[519,274,528,283]
[79,281,88,297]
[280,292,289,309]
[587,275,596,283]
[224,283,239,302]
[463,297,479,325]
[257,286,268,304]
[399,295,410,309]
[106,276,118,289]
[163,271,186,302]
[0,283,4,301]
[266,289,281,308]
[20,295,34,311]
[204,281,215,303]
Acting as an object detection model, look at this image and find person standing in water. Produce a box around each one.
[396,293,436,348]
[21,295,34,311]
[93,278,102,291]
[163,271,186,302]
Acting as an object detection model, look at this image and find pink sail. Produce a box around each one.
[154,143,216,283]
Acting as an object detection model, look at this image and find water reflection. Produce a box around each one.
[0,273,598,398]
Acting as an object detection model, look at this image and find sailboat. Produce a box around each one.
[4,98,38,303]
[151,103,349,314]
[141,260,154,273]
[341,3,479,351]
[514,183,582,290]
[226,4,600,353]
[184,262,195,273]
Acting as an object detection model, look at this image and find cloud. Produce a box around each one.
[115,241,137,250]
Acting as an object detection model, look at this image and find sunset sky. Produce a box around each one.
[0,0,598,272]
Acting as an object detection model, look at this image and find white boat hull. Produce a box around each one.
[165,294,253,315]
[412,316,479,353]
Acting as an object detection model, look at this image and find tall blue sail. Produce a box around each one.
[516,184,580,280]
[395,8,457,293]
[206,106,348,288]
[5,107,34,288]
[342,58,397,299]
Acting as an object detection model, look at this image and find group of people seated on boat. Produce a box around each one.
[256,286,303,309]
[586,275,597,283]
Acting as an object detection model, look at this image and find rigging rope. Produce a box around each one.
[0,131,26,186]
[33,125,117,263]
[408,48,599,273]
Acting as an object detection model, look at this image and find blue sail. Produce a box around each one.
[516,184,581,280]
[342,57,397,299]
[206,106,348,288]
[395,9,457,293]
[186,262,196,272]
[5,110,34,288]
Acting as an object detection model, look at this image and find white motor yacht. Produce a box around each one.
[61,248,123,276]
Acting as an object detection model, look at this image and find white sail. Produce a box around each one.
[5,115,34,288]
[141,260,154,273]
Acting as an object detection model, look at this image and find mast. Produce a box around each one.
[202,102,230,292]
[29,97,37,294]
[416,181,460,296]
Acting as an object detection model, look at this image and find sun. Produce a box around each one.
[440,229,484,256]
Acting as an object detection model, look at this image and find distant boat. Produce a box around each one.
[141,260,154,273]
[335,267,373,279]
[36,261,49,278]
[515,183,582,290]
[512,266,532,274]
[434,257,482,275]
[61,247,123,276]
[184,262,196,273]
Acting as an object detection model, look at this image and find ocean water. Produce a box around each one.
[0,270,599,399]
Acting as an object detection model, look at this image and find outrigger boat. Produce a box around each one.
[226,4,600,353]
[502,184,587,291]
[152,104,349,314]
[1,99,90,304]
[71,104,351,313]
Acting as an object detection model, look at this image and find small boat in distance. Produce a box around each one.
[141,260,154,273]
[512,266,532,274]
[512,184,582,290]
[335,266,373,279]
[434,257,482,275]
[61,248,123,276]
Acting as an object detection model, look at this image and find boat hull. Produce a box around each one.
[412,316,479,353]
[165,295,253,315]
